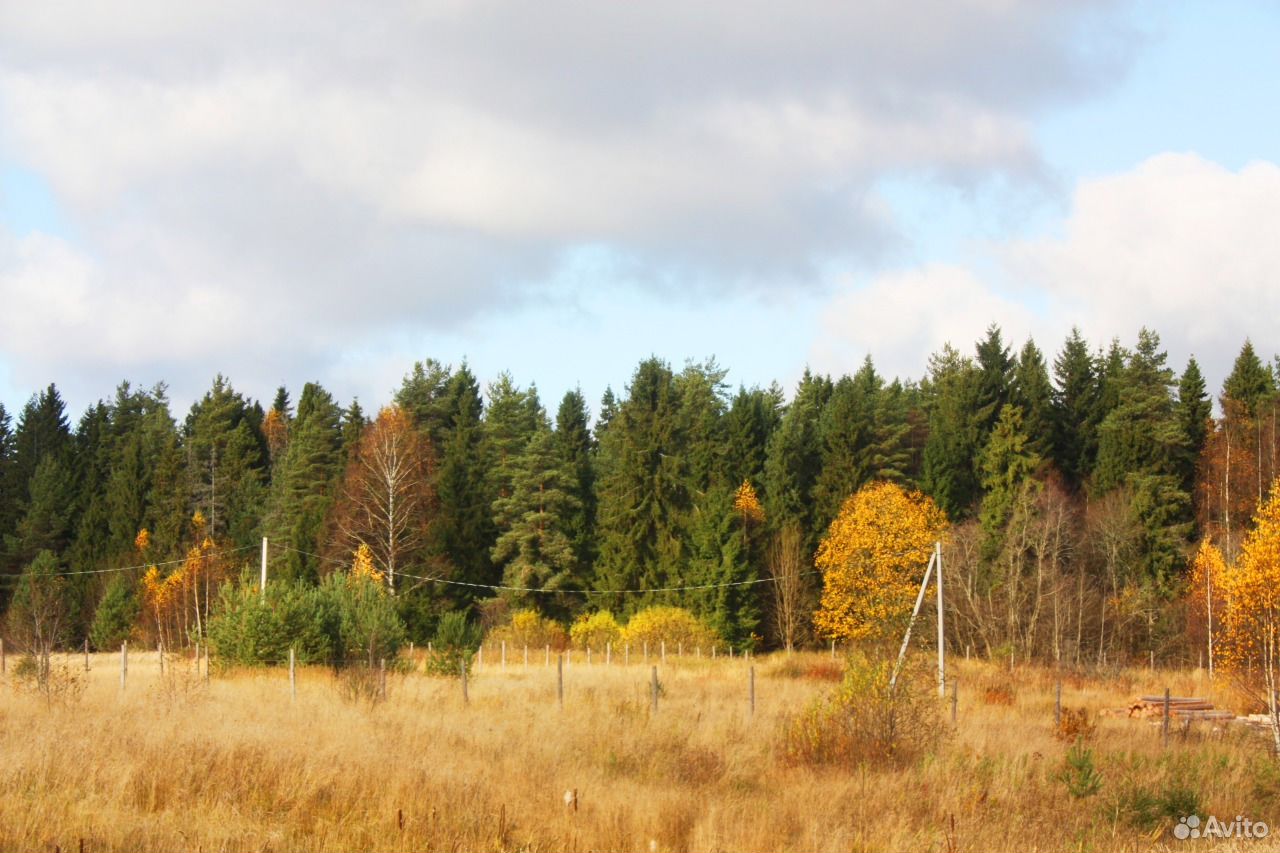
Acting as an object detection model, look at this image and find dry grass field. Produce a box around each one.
[1,650,1276,852]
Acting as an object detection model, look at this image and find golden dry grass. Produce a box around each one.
[1,650,1276,852]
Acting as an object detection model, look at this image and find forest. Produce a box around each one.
[1,324,1276,665]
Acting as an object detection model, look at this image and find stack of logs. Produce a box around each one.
[1105,696,1235,722]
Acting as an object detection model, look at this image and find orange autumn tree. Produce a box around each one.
[139,513,230,649]
[814,481,948,645]
[1219,482,1280,754]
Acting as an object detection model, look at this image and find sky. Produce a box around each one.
[1,0,1278,420]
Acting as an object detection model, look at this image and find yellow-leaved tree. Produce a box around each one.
[813,481,948,645]
[1219,482,1280,754]
[1185,539,1227,679]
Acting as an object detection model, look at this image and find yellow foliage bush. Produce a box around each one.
[621,606,719,651]
[813,481,948,644]
[487,609,568,651]
[569,610,623,650]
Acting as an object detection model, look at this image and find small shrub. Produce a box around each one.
[489,609,568,651]
[10,656,85,707]
[621,606,719,652]
[569,611,622,650]
[90,575,139,651]
[1057,743,1103,799]
[779,652,940,768]
[425,611,481,677]
[1055,707,1097,742]
[1111,782,1201,831]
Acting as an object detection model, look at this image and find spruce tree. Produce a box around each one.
[722,384,783,491]
[183,375,267,548]
[763,369,831,550]
[973,324,1014,444]
[1050,327,1100,488]
[978,404,1041,560]
[594,358,691,611]
[484,372,544,503]
[491,427,582,618]
[675,359,730,491]
[686,483,760,649]
[1175,357,1211,498]
[553,389,596,585]
[921,345,981,519]
[1223,339,1274,415]
[1011,339,1054,459]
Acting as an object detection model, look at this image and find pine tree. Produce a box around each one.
[763,369,831,549]
[1223,339,1274,416]
[491,428,582,618]
[553,389,596,584]
[1051,327,1101,487]
[183,375,268,548]
[979,404,1041,560]
[1175,357,1211,499]
[594,358,691,611]
[431,365,494,600]
[921,345,981,519]
[265,382,344,583]
[686,484,760,649]
[1011,339,1054,460]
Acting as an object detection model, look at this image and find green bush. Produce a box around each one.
[1058,743,1104,799]
[90,574,139,651]
[207,571,404,667]
[425,611,481,677]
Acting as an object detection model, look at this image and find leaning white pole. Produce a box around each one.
[935,541,945,697]
[260,537,268,600]
[890,548,936,690]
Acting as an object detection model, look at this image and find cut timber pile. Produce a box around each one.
[1102,696,1234,721]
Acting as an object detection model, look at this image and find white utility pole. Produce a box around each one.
[936,541,945,697]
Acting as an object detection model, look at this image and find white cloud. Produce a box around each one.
[0,1,1136,407]
[814,153,1280,388]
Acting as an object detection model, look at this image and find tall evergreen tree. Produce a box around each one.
[594,358,691,611]
[395,359,454,447]
[921,345,981,519]
[0,403,15,566]
[183,376,267,548]
[553,389,596,584]
[265,382,344,583]
[1011,339,1054,460]
[1175,357,1211,499]
[431,365,494,600]
[978,404,1041,561]
[686,483,760,649]
[675,359,730,491]
[722,384,783,491]
[763,369,831,549]
[973,325,1014,444]
[484,373,544,503]
[1050,327,1101,487]
[491,427,582,618]
[1223,339,1274,415]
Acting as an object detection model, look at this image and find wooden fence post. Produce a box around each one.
[120,641,128,690]
[158,641,165,676]
[661,640,665,663]
[502,641,507,670]
[1162,688,1171,748]
[289,647,297,702]
[557,653,564,708]
[524,644,529,668]
[587,647,592,665]
[951,678,959,724]
[650,666,659,714]
[1055,680,1062,729]
[461,658,469,704]
[625,643,630,666]
[203,642,210,684]
[545,644,550,667]
[84,637,90,672]
[749,665,755,717]
[606,641,611,666]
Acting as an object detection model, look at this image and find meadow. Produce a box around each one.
[1,650,1276,853]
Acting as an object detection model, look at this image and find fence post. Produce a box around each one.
[461,658,469,704]
[290,647,297,702]
[545,644,550,667]
[606,641,611,666]
[951,678,959,724]
[1162,688,1171,748]
[203,642,210,684]
[1055,680,1062,729]
[661,640,665,663]
[650,666,659,714]
[158,641,165,676]
[644,641,649,662]
[625,643,630,667]
[678,642,683,658]
[502,641,507,670]
[478,645,483,671]
[524,644,529,668]
[749,665,755,717]
[557,653,564,708]
[831,639,835,659]
[379,658,387,700]
[84,637,90,672]
[120,641,128,690]
[712,644,716,660]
